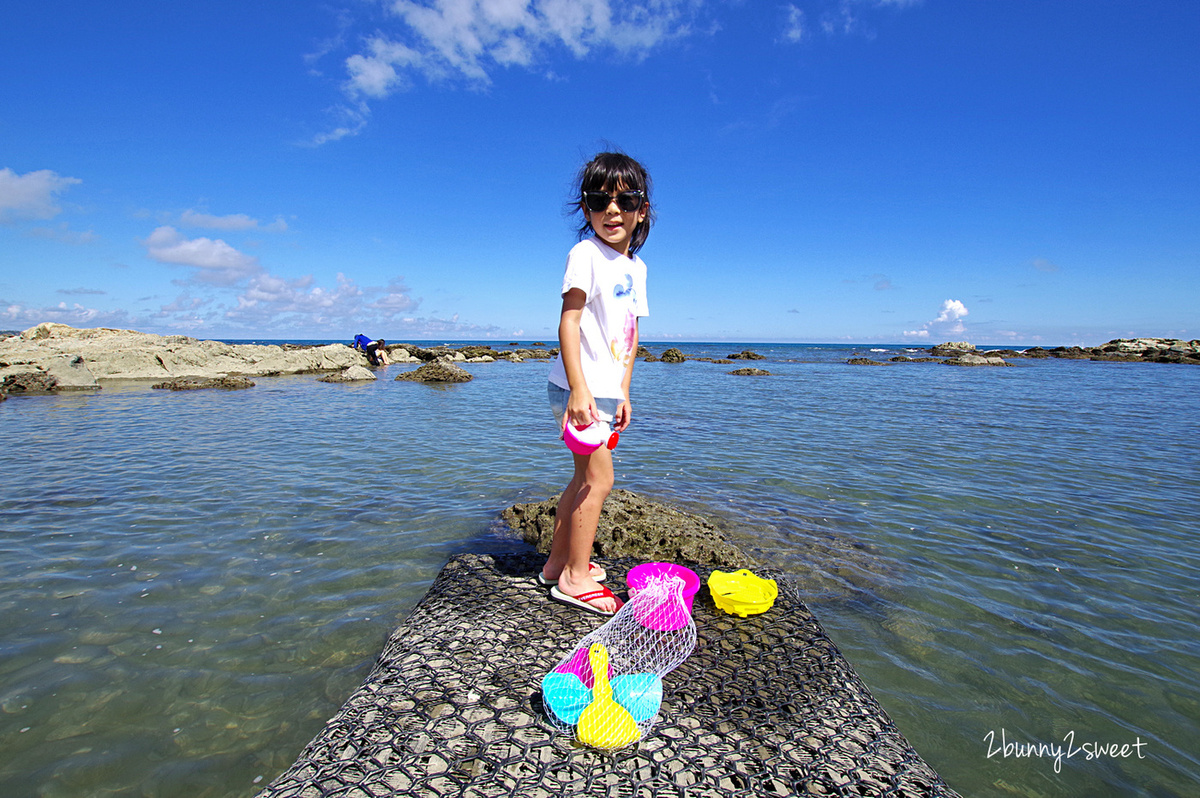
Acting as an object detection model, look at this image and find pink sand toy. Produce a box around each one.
[626,563,701,631]
[563,419,619,455]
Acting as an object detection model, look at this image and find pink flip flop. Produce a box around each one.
[550,584,623,616]
[536,563,607,587]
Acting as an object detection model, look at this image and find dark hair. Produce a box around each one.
[571,151,655,256]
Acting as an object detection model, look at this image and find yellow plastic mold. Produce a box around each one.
[707,569,778,617]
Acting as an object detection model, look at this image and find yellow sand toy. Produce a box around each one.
[707,569,778,617]
[576,643,641,749]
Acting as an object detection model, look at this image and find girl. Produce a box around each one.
[542,152,654,616]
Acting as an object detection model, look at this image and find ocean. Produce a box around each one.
[1,342,1197,797]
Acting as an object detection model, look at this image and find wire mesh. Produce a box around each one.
[258,552,960,798]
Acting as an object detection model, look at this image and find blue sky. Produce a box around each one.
[2,1,1196,344]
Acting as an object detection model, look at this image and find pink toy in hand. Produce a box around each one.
[563,420,619,455]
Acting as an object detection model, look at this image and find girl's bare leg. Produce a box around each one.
[543,447,618,612]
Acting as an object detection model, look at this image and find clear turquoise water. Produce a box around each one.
[1,344,1197,797]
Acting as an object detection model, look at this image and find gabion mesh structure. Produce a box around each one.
[258,553,960,798]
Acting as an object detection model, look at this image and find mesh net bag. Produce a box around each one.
[540,574,697,750]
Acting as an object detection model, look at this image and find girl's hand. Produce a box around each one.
[566,388,598,429]
[613,399,632,432]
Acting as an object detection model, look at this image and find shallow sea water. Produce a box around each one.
[1,343,1198,797]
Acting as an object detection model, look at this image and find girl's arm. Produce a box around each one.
[614,319,638,432]
[559,288,598,427]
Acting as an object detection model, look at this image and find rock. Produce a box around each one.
[847,358,885,365]
[660,348,686,363]
[1048,346,1090,359]
[394,361,473,383]
[930,341,976,357]
[1,371,58,394]
[386,346,421,364]
[943,354,1010,367]
[642,354,660,362]
[318,365,377,383]
[728,350,765,360]
[729,368,771,376]
[151,376,255,390]
[636,346,653,358]
[502,489,754,567]
[0,323,361,383]
[41,354,101,390]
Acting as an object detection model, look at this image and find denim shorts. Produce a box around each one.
[548,382,621,431]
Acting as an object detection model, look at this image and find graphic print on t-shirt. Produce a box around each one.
[609,272,638,366]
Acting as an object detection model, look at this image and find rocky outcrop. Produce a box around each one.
[502,489,754,567]
[0,323,362,388]
[847,358,886,365]
[394,360,473,383]
[660,347,686,363]
[730,367,771,376]
[928,338,1200,365]
[728,350,766,360]
[152,376,255,390]
[318,365,377,383]
[1,371,60,394]
[929,341,975,357]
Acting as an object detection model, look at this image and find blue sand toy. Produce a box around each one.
[541,671,592,725]
[610,673,663,722]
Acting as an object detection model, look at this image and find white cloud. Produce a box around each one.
[180,210,289,233]
[0,168,81,223]
[934,298,968,325]
[142,226,261,285]
[315,0,702,141]
[1032,258,1059,273]
[346,37,423,97]
[903,298,969,339]
[782,5,805,43]
[1,299,136,330]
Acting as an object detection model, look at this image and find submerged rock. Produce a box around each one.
[394,360,473,383]
[152,376,255,390]
[502,489,754,567]
[847,358,885,366]
[728,350,766,360]
[730,367,771,376]
[943,353,1011,367]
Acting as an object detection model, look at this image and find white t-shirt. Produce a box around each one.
[548,237,650,399]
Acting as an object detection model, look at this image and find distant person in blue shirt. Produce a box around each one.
[352,334,390,366]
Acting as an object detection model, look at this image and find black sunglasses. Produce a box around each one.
[582,190,645,214]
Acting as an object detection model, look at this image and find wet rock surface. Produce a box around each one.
[502,488,755,568]
[151,376,256,390]
[394,360,474,383]
[729,367,771,376]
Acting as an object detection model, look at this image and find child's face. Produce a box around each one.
[584,182,647,257]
